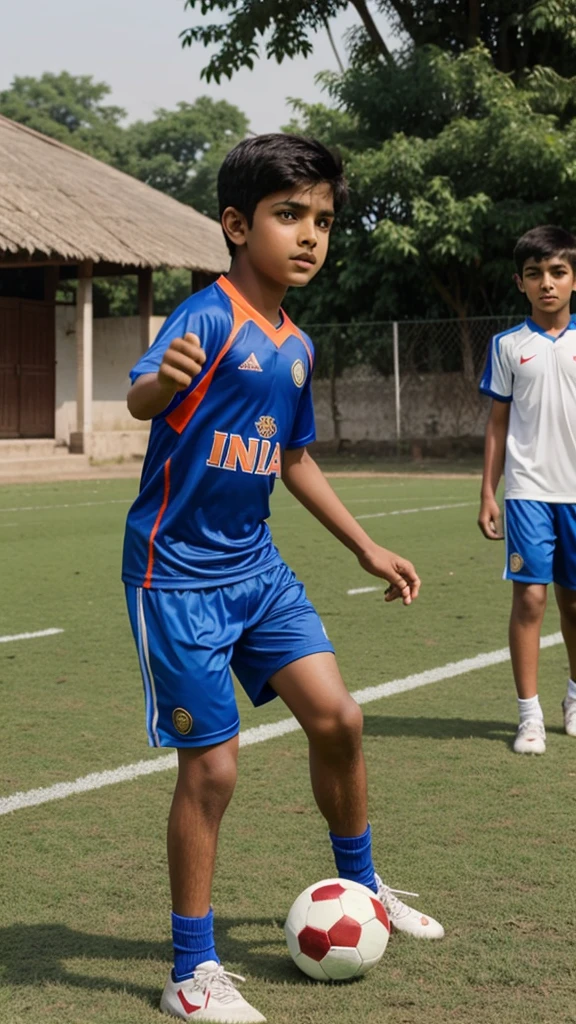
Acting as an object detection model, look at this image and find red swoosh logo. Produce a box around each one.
[520,354,536,364]
[178,990,202,1014]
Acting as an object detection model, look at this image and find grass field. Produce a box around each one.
[1,472,575,1024]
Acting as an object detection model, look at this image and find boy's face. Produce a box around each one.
[223,182,335,288]
[515,255,576,315]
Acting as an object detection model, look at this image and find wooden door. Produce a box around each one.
[0,299,20,436]
[19,301,55,437]
[0,299,55,438]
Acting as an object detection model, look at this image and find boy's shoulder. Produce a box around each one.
[491,319,531,352]
[163,278,231,330]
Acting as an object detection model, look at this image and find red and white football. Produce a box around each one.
[284,878,390,981]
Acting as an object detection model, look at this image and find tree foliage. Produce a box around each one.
[180,0,576,80]
[126,96,248,218]
[0,72,130,165]
[287,45,576,330]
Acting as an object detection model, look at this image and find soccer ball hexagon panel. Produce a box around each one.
[284,878,390,981]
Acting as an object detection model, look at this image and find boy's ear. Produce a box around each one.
[513,272,525,294]
[221,206,249,249]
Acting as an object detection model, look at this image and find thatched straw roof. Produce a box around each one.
[0,115,229,273]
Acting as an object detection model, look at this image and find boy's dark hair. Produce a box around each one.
[217,133,348,257]
[514,225,576,275]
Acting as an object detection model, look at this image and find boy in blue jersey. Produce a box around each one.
[478,225,576,755]
[123,134,444,1023]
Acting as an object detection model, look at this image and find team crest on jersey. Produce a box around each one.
[510,553,524,573]
[291,358,306,387]
[255,415,277,438]
[172,708,193,735]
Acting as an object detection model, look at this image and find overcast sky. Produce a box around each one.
[0,0,393,132]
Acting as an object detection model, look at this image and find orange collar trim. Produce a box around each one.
[216,275,302,348]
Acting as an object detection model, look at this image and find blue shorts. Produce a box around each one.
[504,499,576,588]
[125,561,334,748]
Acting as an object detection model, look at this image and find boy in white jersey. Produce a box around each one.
[478,225,576,754]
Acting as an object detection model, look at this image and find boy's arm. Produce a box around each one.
[282,447,420,605]
[478,399,510,540]
[127,333,206,420]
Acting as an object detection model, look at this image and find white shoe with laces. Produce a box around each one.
[160,961,266,1022]
[374,873,445,939]
[562,698,576,737]
[513,718,546,754]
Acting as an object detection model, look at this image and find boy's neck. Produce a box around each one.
[226,261,286,326]
[529,303,572,336]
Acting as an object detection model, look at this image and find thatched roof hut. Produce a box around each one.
[0,115,229,454]
[0,114,229,272]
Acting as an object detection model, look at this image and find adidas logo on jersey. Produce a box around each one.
[206,430,281,476]
[238,352,262,372]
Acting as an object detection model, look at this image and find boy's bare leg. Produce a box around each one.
[269,651,445,938]
[269,652,367,835]
[554,584,576,678]
[509,582,548,698]
[168,736,239,916]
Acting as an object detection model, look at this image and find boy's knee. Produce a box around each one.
[177,745,238,803]
[308,696,364,750]
[513,585,546,620]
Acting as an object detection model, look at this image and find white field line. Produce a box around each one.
[356,502,475,520]
[0,631,563,817]
[0,495,474,517]
[347,586,383,595]
[0,628,64,644]
[0,499,132,514]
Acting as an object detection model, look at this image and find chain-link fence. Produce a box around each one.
[303,316,519,452]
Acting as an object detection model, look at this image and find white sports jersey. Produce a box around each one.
[479,317,576,501]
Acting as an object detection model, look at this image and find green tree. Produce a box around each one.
[288,46,576,334]
[125,97,249,218]
[180,0,576,80]
[0,72,130,166]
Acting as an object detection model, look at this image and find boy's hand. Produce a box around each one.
[158,333,206,393]
[478,497,503,540]
[358,545,420,606]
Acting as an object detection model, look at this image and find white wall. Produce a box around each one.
[55,308,487,455]
[313,369,489,443]
[55,307,165,449]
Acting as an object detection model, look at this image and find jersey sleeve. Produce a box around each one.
[286,339,316,449]
[128,294,233,417]
[479,333,513,402]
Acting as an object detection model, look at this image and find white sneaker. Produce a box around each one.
[375,873,445,939]
[513,719,546,754]
[562,698,576,737]
[160,961,266,1022]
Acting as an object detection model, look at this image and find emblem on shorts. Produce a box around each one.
[255,415,277,438]
[510,553,524,573]
[172,708,193,735]
[291,359,306,387]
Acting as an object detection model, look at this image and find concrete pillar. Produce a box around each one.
[70,260,93,454]
[138,268,154,352]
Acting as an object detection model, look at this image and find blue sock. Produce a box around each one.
[329,824,377,893]
[172,908,219,982]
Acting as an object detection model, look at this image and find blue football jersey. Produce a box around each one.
[122,276,316,589]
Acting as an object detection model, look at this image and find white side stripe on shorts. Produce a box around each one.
[137,587,160,747]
